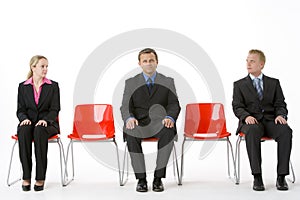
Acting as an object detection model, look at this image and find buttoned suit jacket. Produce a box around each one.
[120,72,181,139]
[17,80,60,132]
[232,74,288,134]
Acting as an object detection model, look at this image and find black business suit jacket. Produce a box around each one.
[17,80,60,132]
[120,72,181,138]
[232,74,288,134]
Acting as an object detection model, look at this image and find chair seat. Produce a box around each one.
[239,132,272,141]
[11,134,60,140]
[67,133,115,141]
[184,132,231,140]
[142,137,159,142]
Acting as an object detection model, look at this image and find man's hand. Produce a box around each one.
[162,118,174,128]
[245,116,258,124]
[126,118,138,129]
[275,115,287,124]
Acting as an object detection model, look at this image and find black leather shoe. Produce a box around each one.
[276,176,288,191]
[152,177,164,192]
[253,175,265,191]
[136,179,148,192]
[22,184,31,191]
[34,184,44,192]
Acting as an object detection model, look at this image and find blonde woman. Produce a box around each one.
[17,55,60,191]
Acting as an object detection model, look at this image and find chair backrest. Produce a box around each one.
[72,104,115,139]
[184,103,228,137]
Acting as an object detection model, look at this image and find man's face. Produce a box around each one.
[138,53,158,76]
[246,53,264,77]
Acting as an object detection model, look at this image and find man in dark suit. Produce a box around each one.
[232,49,292,191]
[120,48,181,192]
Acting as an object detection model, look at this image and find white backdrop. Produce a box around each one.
[0,0,299,198]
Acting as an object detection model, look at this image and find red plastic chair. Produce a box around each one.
[235,132,295,184]
[64,104,121,186]
[121,137,180,186]
[179,103,236,184]
[7,134,65,186]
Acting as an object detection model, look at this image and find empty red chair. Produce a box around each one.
[64,104,121,186]
[180,103,236,184]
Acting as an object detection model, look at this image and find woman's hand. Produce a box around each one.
[20,119,31,126]
[36,120,47,127]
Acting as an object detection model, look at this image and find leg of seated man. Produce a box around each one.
[126,134,146,179]
[154,127,176,178]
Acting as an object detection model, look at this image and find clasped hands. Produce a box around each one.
[20,119,48,127]
[245,115,287,125]
[126,118,174,130]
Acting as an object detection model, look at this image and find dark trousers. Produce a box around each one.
[241,119,292,175]
[126,127,176,179]
[17,124,58,180]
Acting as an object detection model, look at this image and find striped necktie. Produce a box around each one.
[253,78,263,100]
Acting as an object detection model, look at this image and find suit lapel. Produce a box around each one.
[136,73,150,96]
[262,75,270,100]
[38,84,51,108]
[245,76,259,99]
[150,73,161,97]
[24,84,37,108]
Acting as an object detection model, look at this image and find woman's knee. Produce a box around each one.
[33,125,48,139]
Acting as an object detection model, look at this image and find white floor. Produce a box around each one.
[1,137,299,200]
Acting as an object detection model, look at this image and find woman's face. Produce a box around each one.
[32,58,48,78]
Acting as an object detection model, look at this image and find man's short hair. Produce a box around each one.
[138,48,158,62]
[249,49,266,65]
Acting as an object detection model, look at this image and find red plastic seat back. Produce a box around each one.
[184,103,228,137]
[72,104,115,139]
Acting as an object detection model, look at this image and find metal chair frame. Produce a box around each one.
[180,136,236,185]
[64,137,121,186]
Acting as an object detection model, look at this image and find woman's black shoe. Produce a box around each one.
[34,184,44,191]
[22,184,31,191]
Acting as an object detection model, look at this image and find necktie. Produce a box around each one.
[147,78,153,94]
[253,78,263,100]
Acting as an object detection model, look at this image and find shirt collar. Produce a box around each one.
[24,77,52,85]
[142,71,157,83]
[249,73,263,81]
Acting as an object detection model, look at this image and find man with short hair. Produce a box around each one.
[121,48,181,192]
[232,49,293,191]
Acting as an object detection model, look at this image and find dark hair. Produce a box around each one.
[138,48,158,62]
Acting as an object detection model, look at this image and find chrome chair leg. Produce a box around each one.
[64,140,75,186]
[7,140,22,186]
[56,138,66,186]
[179,137,186,185]
[113,139,122,186]
[120,143,129,186]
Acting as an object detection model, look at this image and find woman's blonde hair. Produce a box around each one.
[27,55,48,79]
